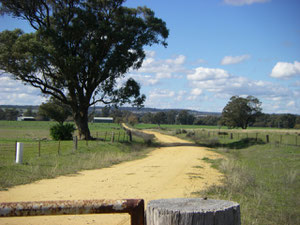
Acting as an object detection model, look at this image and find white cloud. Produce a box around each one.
[187,66,293,100]
[270,61,300,78]
[0,75,47,105]
[175,90,187,101]
[133,52,187,82]
[221,55,250,65]
[223,0,271,6]
[287,101,295,107]
[187,67,230,81]
[191,88,203,96]
[128,74,159,86]
[149,89,175,99]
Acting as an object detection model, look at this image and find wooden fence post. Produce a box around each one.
[111,132,114,143]
[73,136,78,152]
[38,141,41,157]
[58,141,61,155]
[104,132,107,142]
[128,131,132,142]
[230,133,233,139]
[146,198,241,225]
[266,135,269,143]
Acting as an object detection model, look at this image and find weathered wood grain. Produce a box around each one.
[146,198,240,225]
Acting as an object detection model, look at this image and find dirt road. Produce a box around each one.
[0,130,223,225]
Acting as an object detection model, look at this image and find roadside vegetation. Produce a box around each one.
[169,127,300,225]
[0,121,152,190]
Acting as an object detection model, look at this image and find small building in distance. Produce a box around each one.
[93,117,114,123]
[17,116,36,121]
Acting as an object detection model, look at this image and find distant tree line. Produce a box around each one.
[1,104,299,129]
[0,107,38,120]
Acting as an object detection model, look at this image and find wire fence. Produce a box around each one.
[0,131,131,163]
[191,129,300,147]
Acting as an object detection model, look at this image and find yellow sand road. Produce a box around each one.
[0,130,223,225]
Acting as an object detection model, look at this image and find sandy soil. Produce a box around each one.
[0,130,223,225]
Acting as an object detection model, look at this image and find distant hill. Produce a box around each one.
[0,105,221,117]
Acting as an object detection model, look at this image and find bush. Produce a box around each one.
[50,123,76,140]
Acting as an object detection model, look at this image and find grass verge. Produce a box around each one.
[0,140,151,190]
[194,142,300,225]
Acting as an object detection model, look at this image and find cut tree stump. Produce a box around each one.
[146,198,241,225]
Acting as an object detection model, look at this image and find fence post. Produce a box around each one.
[58,141,61,155]
[118,132,120,142]
[128,131,132,142]
[38,141,41,157]
[104,132,107,142]
[266,135,269,143]
[15,142,23,164]
[296,135,298,146]
[73,136,78,152]
[280,135,282,145]
[230,133,233,139]
[111,132,114,143]
[255,133,258,142]
[146,198,240,225]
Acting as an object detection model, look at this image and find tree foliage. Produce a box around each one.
[0,0,168,139]
[38,98,72,124]
[220,96,262,129]
[50,123,75,140]
[153,111,167,126]
[177,110,195,125]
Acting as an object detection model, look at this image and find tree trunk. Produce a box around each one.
[73,108,92,140]
[146,198,241,225]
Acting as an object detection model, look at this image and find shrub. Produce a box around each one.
[186,131,195,137]
[50,123,76,140]
[175,129,182,134]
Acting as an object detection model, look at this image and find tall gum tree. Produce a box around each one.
[0,0,168,139]
[220,95,262,129]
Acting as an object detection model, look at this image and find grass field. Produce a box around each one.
[0,121,150,190]
[172,129,300,225]
[135,123,300,147]
[1,121,299,224]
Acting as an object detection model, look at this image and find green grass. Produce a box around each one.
[0,141,150,190]
[134,123,224,130]
[0,121,150,190]
[139,122,300,147]
[190,136,300,224]
[0,121,124,141]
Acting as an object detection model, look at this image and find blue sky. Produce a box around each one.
[0,0,300,114]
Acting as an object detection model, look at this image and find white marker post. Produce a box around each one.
[15,142,23,164]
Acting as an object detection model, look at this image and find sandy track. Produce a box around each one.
[0,130,223,225]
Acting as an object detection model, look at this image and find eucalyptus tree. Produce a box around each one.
[220,96,262,129]
[0,0,168,139]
